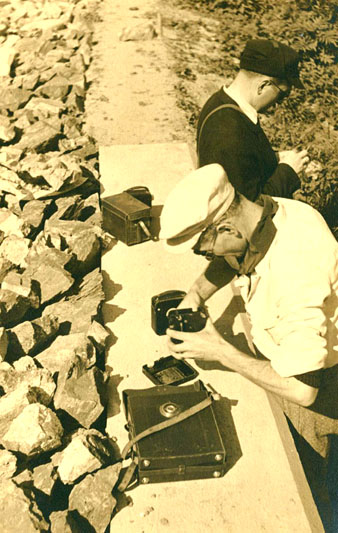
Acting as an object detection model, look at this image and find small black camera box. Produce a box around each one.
[151,290,187,335]
[101,192,151,246]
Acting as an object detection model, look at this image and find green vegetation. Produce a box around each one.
[171,0,338,236]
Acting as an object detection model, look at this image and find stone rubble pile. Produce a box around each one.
[0,1,121,531]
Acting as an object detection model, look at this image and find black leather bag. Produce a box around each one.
[118,381,227,490]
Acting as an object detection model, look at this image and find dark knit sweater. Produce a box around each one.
[197,88,300,201]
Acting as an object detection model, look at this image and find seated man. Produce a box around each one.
[197,39,310,200]
[159,163,338,531]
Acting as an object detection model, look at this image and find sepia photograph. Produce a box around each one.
[0,0,337,532]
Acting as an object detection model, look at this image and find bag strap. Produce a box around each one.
[117,392,220,491]
[121,394,215,460]
[197,103,247,156]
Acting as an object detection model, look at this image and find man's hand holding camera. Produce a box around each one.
[167,318,237,365]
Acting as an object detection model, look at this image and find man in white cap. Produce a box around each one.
[160,163,338,530]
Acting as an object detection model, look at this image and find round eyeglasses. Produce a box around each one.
[269,81,291,103]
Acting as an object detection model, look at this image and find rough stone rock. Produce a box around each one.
[12,108,35,130]
[0,257,14,283]
[49,192,100,225]
[15,72,40,91]
[25,248,74,304]
[44,46,75,64]
[54,356,105,428]
[119,22,157,41]
[13,355,36,372]
[0,175,27,204]
[1,403,63,456]
[1,271,40,312]
[57,66,86,90]
[44,219,101,275]
[35,332,96,375]
[0,146,22,166]
[79,193,102,225]
[68,464,121,532]
[65,89,84,113]
[0,35,19,77]
[49,194,83,221]
[24,97,64,117]
[0,479,49,532]
[62,116,82,138]
[54,428,115,484]
[87,320,109,353]
[14,36,41,55]
[0,115,16,143]
[0,22,8,36]
[0,383,46,439]
[0,87,31,112]
[20,17,69,33]
[12,468,33,487]
[39,74,71,100]
[16,118,62,153]
[0,208,24,238]
[2,365,55,413]
[20,199,51,237]
[1,270,33,298]
[0,449,17,479]
[0,365,17,393]
[0,289,31,328]
[0,234,30,267]
[50,510,82,533]
[0,327,8,361]
[32,461,58,496]
[6,314,60,359]
[0,360,55,398]
[18,152,85,192]
[41,268,104,333]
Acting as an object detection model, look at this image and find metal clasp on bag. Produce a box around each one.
[159,401,182,418]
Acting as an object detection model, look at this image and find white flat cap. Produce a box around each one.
[159,163,235,253]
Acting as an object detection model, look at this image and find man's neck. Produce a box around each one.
[237,199,264,241]
[225,82,259,123]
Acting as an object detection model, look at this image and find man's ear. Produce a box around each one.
[257,79,269,95]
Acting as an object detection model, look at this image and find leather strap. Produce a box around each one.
[117,458,138,492]
[121,394,215,461]
[197,103,247,156]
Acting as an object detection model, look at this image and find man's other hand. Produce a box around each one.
[177,290,203,312]
[279,149,310,174]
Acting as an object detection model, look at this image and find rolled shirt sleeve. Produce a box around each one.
[245,241,337,378]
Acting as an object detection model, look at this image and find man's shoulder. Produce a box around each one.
[199,88,241,119]
[272,197,338,252]
[198,88,250,137]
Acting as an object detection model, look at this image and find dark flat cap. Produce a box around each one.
[240,39,304,89]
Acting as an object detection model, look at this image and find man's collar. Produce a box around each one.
[223,85,258,124]
[224,195,278,275]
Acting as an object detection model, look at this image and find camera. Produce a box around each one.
[167,307,208,344]
[151,290,187,335]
